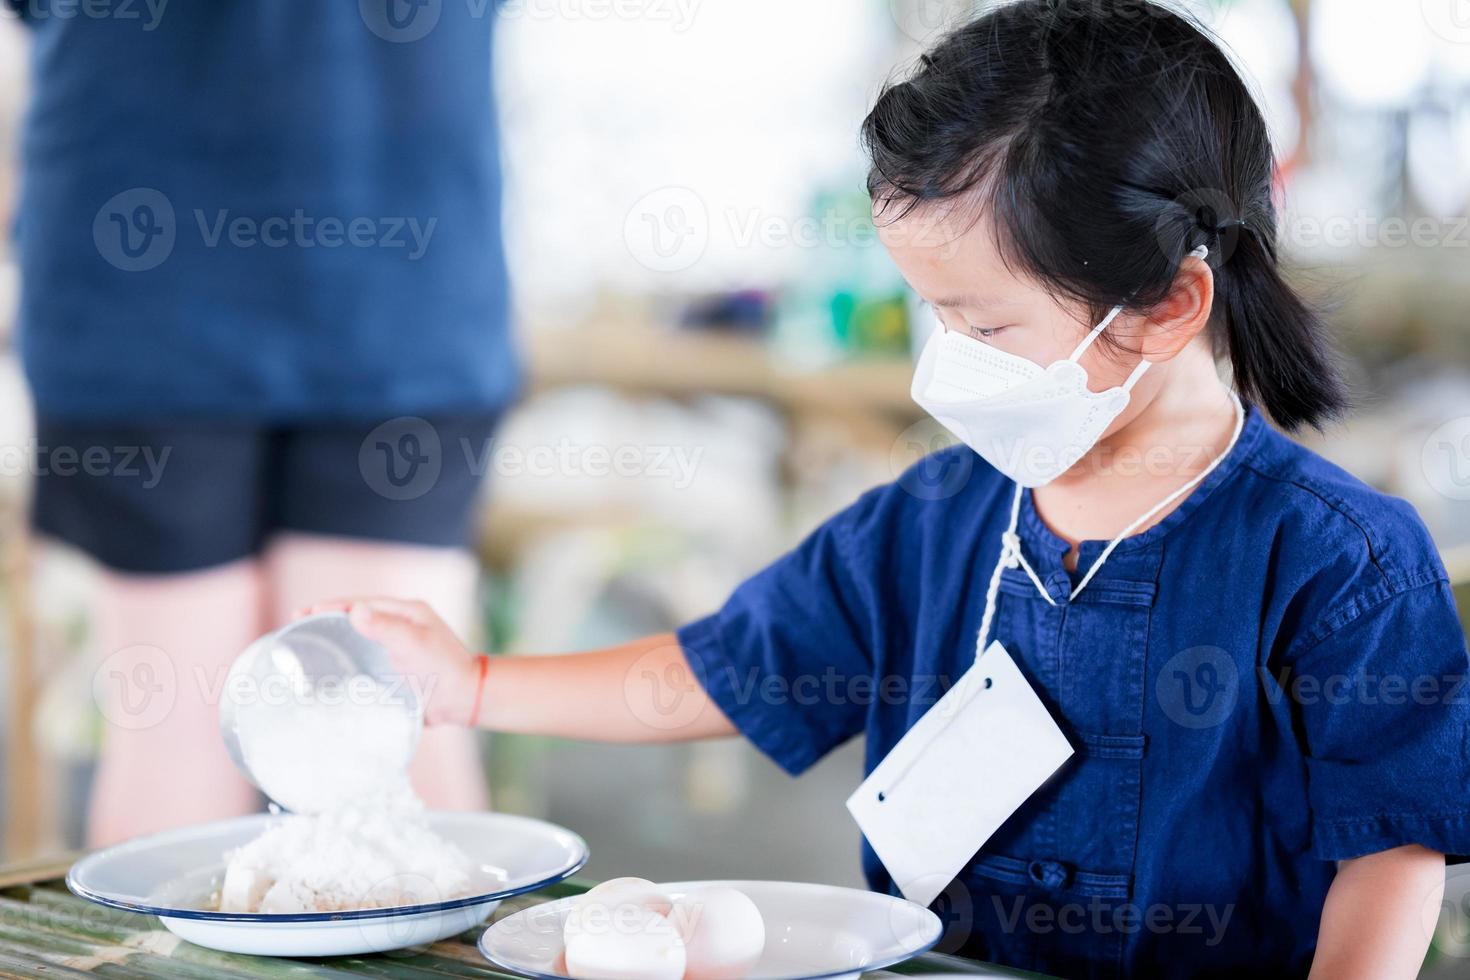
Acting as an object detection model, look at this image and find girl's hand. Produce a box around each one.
[297,597,482,728]
[297,604,733,743]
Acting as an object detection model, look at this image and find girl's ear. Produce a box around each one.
[1134,255,1215,362]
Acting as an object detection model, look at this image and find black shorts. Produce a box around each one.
[31,415,500,574]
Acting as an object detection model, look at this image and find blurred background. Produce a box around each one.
[0,0,1469,972]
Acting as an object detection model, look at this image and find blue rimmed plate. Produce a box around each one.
[479,879,942,980]
[68,811,587,957]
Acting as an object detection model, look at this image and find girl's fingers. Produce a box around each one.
[347,603,424,652]
[299,597,433,624]
[297,600,351,619]
[353,597,437,624]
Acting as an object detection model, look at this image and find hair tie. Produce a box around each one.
[1194,205,1247,237]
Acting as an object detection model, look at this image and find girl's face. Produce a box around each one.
[877,205,1149,394]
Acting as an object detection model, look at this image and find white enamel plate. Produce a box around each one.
[67,811,587,957]
[479,879,943,980]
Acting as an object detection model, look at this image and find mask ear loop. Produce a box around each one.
[1066,244,1212,380]
[1067,305,1125,362]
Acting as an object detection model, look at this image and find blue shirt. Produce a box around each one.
[677,404,1470,978]
[12,0,516,422]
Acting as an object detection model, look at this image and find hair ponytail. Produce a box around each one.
[1214,224,1348,431]
[862,0,1351,432]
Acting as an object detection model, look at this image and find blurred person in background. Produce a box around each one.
[8,1,515,844]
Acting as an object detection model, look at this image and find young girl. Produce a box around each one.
[309,3,1469,976]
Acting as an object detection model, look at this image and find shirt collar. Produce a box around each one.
[1014,401,1267,584]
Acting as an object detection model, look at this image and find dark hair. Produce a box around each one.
[862,0,1347,431]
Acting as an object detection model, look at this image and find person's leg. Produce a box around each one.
[32,419,270,846]
[263,532,488,810]
[86,560,266,846]
[265,416,501,810]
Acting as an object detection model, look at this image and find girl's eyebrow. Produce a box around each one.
[933,293,1002,309]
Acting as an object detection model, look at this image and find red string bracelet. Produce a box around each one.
[468,654,490,727]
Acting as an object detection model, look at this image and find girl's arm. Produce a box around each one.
[1308,844,1445,980]
[304,597,738,742]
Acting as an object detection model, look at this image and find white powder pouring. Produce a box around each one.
[219,644,473,914]
[234,666,420,816]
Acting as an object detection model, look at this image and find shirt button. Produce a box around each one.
[1027,859,1069,889]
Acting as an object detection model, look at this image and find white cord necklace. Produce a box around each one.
[974,391,1246,659]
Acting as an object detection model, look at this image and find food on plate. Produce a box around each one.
[216,785,472,914]
[563,878,765,980]
[672,886,766,980]
[572,876,675,918]
[565,902,686,980]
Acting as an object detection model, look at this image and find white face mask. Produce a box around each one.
[911,246,1208,487]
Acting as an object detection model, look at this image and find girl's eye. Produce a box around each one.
[967,325,1010,340]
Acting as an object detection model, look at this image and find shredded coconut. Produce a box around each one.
[217,783,474,914]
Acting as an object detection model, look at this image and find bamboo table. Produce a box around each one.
[0,856,1039,979]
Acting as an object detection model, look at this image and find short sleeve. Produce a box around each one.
[676,497,882,777]
[1288,578,1470,861]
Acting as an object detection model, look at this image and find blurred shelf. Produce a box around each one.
[523,322,920,422]
[479,501,648,570]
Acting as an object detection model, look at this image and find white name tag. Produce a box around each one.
[846,640,1074,908]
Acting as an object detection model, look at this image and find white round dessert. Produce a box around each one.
[672,885,766,980]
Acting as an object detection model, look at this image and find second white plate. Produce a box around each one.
[479,879,942,980]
